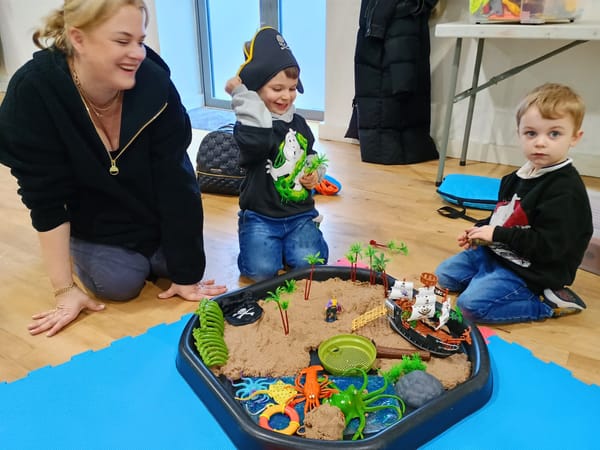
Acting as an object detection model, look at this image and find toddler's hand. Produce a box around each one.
[300,171,319,190]
[225,76,242,95]
[457,231,470,248]
[467,225,494,244]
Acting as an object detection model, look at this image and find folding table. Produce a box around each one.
[434,20,600,185]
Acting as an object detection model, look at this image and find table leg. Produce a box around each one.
[460,38,485,166]
[436,37,462,186]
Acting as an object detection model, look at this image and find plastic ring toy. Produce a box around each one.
[313,175,341,196]
[258,404,300,435]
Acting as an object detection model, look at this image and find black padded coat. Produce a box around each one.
[348,0,439,165]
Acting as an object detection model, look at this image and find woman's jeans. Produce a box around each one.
[237,209,329,281]
[435,246,553,323]
[70,237,169,301]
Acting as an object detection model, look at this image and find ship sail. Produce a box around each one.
[407,286,436,321]
[435,298,452,330]
[389,280,414,299]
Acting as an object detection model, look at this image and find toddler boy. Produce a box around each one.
[225,27,329,281]
[435,83,593,323]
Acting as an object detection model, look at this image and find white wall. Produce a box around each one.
[0,0,61,90]
[319,0,361,142]
[320,0,600,177]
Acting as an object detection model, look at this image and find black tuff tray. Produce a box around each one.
[176,266,493,449]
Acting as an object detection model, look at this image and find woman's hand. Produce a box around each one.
[28,286,105,337]
[300,171,319,190]
[158,279,228,301]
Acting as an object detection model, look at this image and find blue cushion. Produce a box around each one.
[436,174,500,211]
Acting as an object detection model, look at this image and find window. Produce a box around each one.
[196,0,325,119]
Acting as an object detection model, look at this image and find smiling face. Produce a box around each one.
[517,106,583,170]
[70,5,147,94]
[257,70,298,115]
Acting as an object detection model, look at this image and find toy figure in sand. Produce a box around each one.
[325,298,341,322]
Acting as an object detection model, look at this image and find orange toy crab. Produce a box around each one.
[289,365,338,414]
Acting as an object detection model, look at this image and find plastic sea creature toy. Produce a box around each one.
[232,377,271,402]
[236,379,297,407]
[325,368,405,440]
[289,365,338,415]
[232,377,272,415]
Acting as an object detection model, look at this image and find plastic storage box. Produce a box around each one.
[470,0,581,24]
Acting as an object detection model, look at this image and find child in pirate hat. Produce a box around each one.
[225,27,329,282]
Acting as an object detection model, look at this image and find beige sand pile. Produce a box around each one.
[215,277,471,390]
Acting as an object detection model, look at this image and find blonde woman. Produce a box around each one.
[0,0,226,337]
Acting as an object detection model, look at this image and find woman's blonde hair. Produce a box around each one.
[33,0,148,55]
[516,83,585,133]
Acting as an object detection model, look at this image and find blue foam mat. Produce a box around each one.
[424,337,599,449]
[1,315,597,449]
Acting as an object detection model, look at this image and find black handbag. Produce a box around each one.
[196,124,245,195]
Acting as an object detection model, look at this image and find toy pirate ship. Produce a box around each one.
[385,273,472,357]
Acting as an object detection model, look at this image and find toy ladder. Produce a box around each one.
[351,305,387,331]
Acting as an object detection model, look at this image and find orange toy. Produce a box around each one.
[289,365,338,414]
[258,404,300,435]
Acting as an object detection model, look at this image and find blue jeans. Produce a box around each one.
[70,237,169,301]
[237,209,329,281]
[434,246,553,324]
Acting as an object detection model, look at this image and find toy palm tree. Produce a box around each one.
[303,252,325,300]
[281,280,297,333]
[265,282,296,336]
[282,279,297,294]
[373,252,391,295]
[347,242,364,282]
[365,245,377,285]
[345,251,357,282]
[304,152,329,174]
[280,297,290,335]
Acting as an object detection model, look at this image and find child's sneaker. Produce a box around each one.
[542,287,587,318]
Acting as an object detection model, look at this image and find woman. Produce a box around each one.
[0,0,226,337]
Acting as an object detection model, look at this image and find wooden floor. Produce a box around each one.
[1,128,599,386]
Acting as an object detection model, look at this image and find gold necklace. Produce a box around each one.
[71,66,121,118]
[85,91,121,118]
[70,61,124,175]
